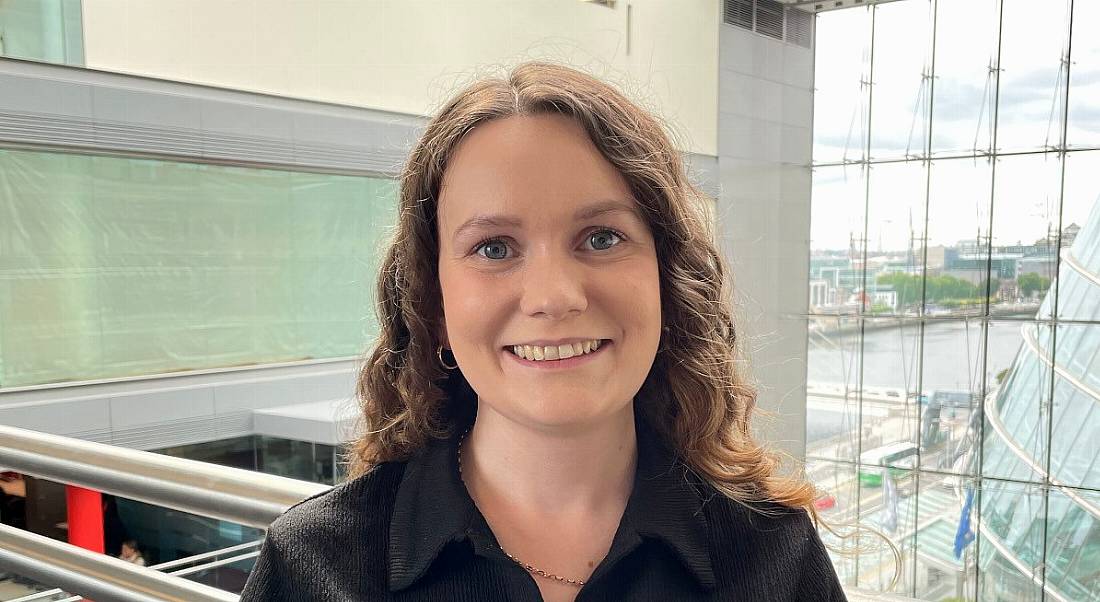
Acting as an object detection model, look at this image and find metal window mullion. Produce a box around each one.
[1042,2,1076,599]
[814,145,1100,168]
[911,0,940,594]
[974,0,1007,598]
[852,3,876,585]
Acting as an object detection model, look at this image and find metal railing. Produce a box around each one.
[0,424,921,601]
[0,425,328,529]
[0,525,238,602]
[0,424,328,601]
[9,541,264,602]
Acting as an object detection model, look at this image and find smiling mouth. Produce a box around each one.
[504,339,609,362]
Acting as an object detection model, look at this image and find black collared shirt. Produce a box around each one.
[241,418,845,601]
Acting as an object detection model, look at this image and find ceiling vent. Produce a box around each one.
[723,0,814,48]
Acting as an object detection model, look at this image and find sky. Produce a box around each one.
[810,0,1100,252]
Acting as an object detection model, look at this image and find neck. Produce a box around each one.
[461,403,638,517]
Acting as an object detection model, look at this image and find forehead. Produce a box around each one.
[436,113,637,230]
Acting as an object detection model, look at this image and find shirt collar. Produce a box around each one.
[387,413,716,592]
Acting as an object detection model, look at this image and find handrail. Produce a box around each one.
[0,425,925,601]
[0,523,237,602]
[19,541,266,602]
[0,424,330,529]
[150,541,262,571]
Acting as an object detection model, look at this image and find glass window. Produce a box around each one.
[868,1,934,160]
[155,436,257,470]
[857,317,922,454]
[855,460,917,592]
[978,480,1047,600]
[865,161,927,317]
[806,315,864,464]
[0,0,84,65]
[809,165,867,315]
[806,459,860,586]
[996,0,1071,153]
[257,436,336,485]
[1067,0,1100,149]
[812,2,1100,596]
[925,158,993,316]
[930,0,1000,156]
[0,149,398,387]
[813,7,873,164]
[1057,151,1100,322]
[917,318,986,475]
[1045,489,1100,600]
[982,321,1051,483]
[1050,324,1100,490]
[913,475,977,600]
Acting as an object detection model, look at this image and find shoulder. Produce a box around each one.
[266,460,407,548]
[241,462,408,601]
[702,494,819,552]
[701,494,845,599]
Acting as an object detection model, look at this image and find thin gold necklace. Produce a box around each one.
[456,428,587,588]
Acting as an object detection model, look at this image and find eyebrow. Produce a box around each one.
[450,199,643,242]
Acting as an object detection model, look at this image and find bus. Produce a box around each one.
[858,442,919,487]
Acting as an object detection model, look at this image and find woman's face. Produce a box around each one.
[436,113,662,431]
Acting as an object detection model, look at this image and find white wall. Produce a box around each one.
[716,23,815,462]
[80,0,718,155]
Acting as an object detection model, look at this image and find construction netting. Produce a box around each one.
[0,148,398,387]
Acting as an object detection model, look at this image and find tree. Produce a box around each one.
[1019,272,1052,298]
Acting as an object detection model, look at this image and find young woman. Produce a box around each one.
[241,61,844,601]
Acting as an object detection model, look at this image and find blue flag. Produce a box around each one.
[953,487,975,559]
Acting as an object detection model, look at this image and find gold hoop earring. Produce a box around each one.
[437,345,459,370]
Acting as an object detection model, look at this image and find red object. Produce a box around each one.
[813,494,837,511]
[65,485,104,553]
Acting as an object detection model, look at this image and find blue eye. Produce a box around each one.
[476,239,510,260]
[588,229,623,251]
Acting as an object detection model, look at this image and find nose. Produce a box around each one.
[519,248,588,320]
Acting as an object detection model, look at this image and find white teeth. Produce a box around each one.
[510,339,603,361]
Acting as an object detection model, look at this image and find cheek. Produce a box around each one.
[609,260,662,345]
[439,269,505,348]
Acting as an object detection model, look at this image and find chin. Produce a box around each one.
[506,394,633,431]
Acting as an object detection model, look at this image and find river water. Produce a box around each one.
[805,319,1030,445]
[807,319,1029,394]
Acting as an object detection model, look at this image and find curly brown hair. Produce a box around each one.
[349,61,817,514]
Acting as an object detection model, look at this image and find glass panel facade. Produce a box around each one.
[867,0,933,161]
[1067,1,1100,149]
[0,0,83,65]
[929,0,999,156]
[809,165,866,314]
[0,149,398,387]
[810,1,1100,598]
[996,0,1071,153]
[812,7,872,164]
[866,161,927,317]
